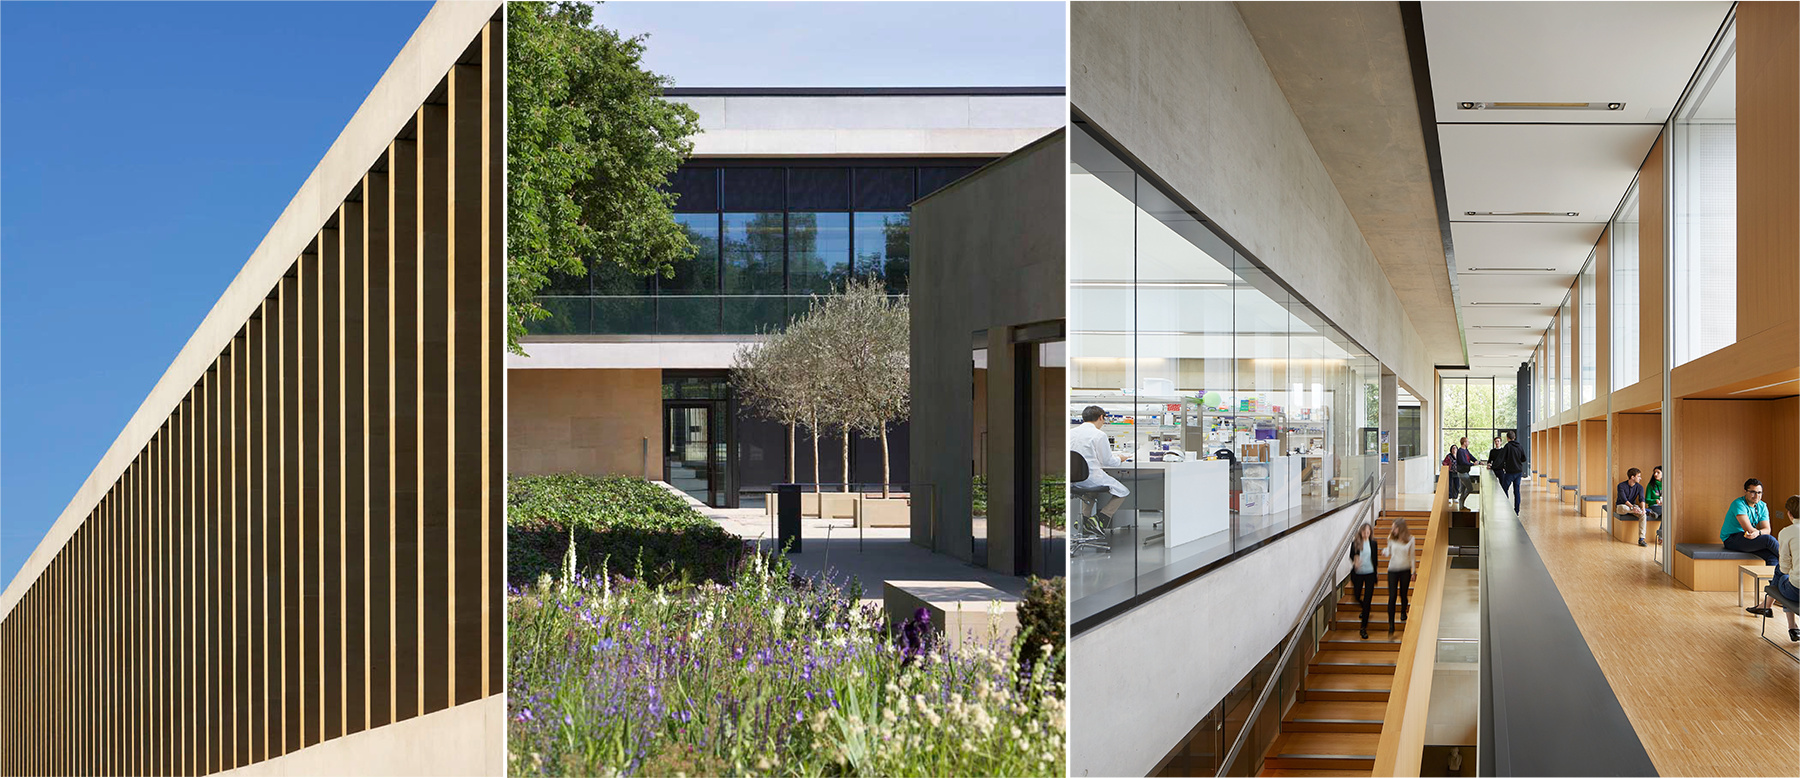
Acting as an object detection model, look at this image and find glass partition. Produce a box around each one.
[1611,181,1641,390]
[1441,375,1516,459]
[1671,18,1737,366]
[1580,256,1596,404]
[1069,122,1378,626]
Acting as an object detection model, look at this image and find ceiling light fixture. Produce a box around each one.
[1466,267,1558,272]
[1464,211,1579,217]
[1473,341,1525,345]
[1469,302,1543,306]
[1470,325,1533,329]
[1457,101,1626,111]
[1071,281,1229,288]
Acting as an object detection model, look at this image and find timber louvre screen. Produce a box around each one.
[0,8,503,774]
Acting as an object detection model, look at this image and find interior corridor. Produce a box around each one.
[1512,474,1799,777]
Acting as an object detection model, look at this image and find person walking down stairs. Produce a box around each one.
[1382,519,1416,634]
[1348,522,1378,639]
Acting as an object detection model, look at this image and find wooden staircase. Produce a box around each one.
[1256,509,1431,778]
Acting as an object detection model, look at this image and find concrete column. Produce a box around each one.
[985,330,1019,576]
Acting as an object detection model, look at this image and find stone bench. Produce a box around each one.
[1580,494,1608,519]
[1674,543,1764,591]
[1607,507,1661,543]
[883,580,1021,648]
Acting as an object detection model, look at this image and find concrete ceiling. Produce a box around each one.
[1422,0,1732,375]
[1236,2,1467,370]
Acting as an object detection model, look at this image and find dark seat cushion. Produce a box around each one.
[1561,485,1579,491]
[1675,543,1762,561]
[1581,495,1608,502]
[1769,582,1799,612]
[1071,484,1112,495]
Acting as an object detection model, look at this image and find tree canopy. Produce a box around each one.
[506,1,699,354]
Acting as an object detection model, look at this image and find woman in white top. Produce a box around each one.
[1347,522,1378,639]
[1775,496,1799,643]
[1382,518,1416,634]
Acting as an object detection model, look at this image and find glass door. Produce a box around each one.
[665,404,718,506]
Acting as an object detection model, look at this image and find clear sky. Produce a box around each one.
[0,0,1067,591]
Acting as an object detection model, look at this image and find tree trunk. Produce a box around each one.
[786,422,796,482]
[881,424,892,499]
[841,424,852,493]
[810,415,822,501]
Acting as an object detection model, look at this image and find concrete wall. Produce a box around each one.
[507,339,745,370]
[669,93,1065,157]
[508,369,664,480]
[219,695,504,777]
[1069,498,1366,776]
[1071,1,1434,398]
[910,130,1066,570]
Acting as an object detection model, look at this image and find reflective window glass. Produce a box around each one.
[722,213,785,294]
[1672,20,1737,366]
[854,212,910,295]
[1580,256,1596,404]
[787,212,851,294]
[1611,182,1641,390]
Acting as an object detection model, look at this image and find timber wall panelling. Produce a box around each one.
[0,16,502,775]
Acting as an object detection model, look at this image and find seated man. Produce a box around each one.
[1069,405,1130,527]
[1615,467,1649,547]
[1725,478,1782,617]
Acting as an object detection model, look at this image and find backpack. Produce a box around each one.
[1454,447,1474,474]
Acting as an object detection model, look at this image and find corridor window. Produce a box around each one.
[1611,182,1640,390]
[1560,301,1572,412]
[1672,20,1736,366]
[1579,256,1596,405]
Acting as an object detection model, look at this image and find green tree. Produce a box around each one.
[506,1,700,354]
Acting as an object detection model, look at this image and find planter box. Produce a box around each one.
[883,580,1021,648]
[859,497,911,527]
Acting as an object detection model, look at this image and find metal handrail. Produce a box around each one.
[1216,469,1388,777]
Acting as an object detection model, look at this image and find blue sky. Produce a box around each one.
[0,0,1067,590]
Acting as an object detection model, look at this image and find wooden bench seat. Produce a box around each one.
[1608,509,1661,543]
[1673,543,1763,591]
[1579,495,1608,518]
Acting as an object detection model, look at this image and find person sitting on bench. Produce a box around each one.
[1726,478,1782,617]
[1615,467,1650,546]
[1775,495,1800,642]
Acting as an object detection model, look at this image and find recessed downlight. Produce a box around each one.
[1470,325,1532,329]
[1457,101,1626,111]
[1466,267,1557,272]
[1473,341,1526,345]
[1464,211,1579,217]
[1470,301,1543,306]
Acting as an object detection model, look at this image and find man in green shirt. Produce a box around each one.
[1723,478,1782,617]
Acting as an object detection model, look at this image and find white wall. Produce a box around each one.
[1069,502,1365,776]
[509,339,750,370]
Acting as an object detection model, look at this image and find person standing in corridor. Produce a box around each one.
[1382,518,1416,633]
[1495,431,1526,513]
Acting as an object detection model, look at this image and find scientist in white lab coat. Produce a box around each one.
[1070,405,1130,522]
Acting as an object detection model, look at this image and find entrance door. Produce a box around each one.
[665,404,719,506]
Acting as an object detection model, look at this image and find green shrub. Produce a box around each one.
[507,474,746,589]
[971,474,988,516]
[1040,475,1066,530]
[1017,576,1067,684]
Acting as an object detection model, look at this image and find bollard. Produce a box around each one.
[776,483,802,553]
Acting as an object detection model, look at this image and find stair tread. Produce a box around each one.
[1311,650,1397,665]
[1285,700,1388,723]
[1305,673,1393,692]
[1267,731,1382,757]
[1321,630,1404,646]
[1261,770,1373,777]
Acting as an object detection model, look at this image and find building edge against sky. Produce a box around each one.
[0,2,505,774]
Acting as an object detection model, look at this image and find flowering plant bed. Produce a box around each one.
[508,554,1066,777]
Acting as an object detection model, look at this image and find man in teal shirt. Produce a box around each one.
[1725,479,1781,616]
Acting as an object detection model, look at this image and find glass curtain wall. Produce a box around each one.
[1611,181,1641,390]
[1441,375,1517,459]
[1069,123,1377,624]
[527,161,977,336]
[1671,19,1737,366]
[1580,256,1597,404]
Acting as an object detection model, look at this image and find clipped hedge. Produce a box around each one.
[507,474,746,590]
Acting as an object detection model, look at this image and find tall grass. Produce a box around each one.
[508,553,1066,777]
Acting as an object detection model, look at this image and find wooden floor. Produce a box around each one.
[1513,476,1800,777]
